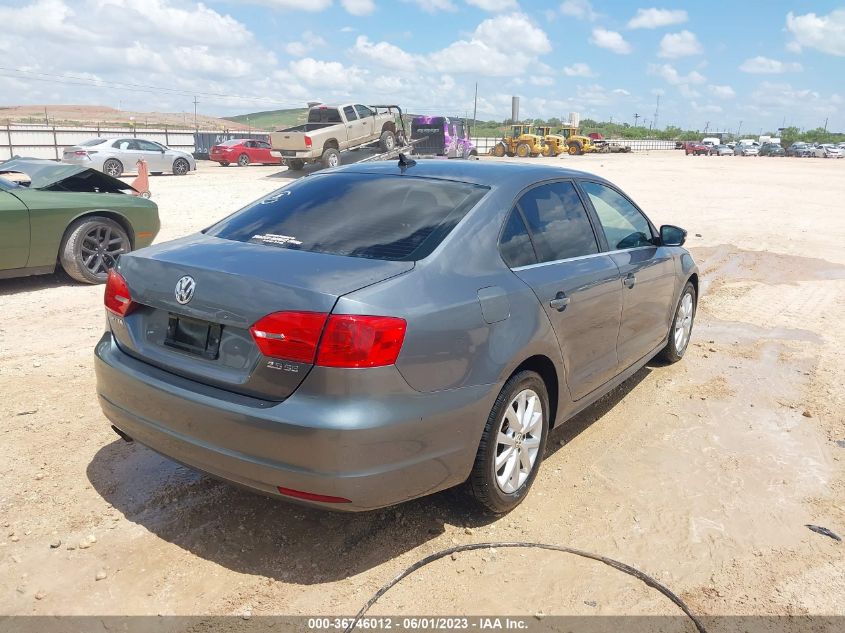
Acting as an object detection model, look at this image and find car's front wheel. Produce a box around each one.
[59,216,130,284]
[658,281,696,363]
[469,370,549,513]
[173,158,190,175]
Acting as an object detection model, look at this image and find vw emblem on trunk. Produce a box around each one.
[174,275,196,305]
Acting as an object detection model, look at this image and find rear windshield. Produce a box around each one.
[80,138,108,146]
[219,139,245,146]
[206,173,489,261]
[308,108,342,124]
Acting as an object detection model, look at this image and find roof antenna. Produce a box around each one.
[398,153,416,169]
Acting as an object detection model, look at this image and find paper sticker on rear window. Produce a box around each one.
[251,234,303,247]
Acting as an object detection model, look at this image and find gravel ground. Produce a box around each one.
[1,152,843,623]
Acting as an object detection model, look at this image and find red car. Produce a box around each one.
[684,141,711,156]
[209,139,282,167]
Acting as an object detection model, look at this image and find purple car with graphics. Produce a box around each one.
[411,116,477,159]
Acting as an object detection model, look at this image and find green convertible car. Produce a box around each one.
[0,159,160,284]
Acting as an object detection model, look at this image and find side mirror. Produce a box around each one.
[660,224,687,247]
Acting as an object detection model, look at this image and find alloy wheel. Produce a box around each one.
[80,224,127,276]
[495,389,543,494]
[674,292,694,353]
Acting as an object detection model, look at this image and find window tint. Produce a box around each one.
[516,181,598,262]
[207,173,489,262]
[580,181,653,250]
[114,139,134,150]
[354,105,373,118]
[80,138,108,147]
[343,106,358,121]
[499,210,537,268]
[256,141,270,149]
[308,108,342,123]
[219,139,244,146]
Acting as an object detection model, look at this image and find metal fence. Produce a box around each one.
[0,124,269,161]
[470,137,677,153]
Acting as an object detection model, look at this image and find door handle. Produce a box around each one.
[549,292,570,311]
[623,274,636,289]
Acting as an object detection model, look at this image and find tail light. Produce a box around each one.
[104,269,137,317]
[304,135,312,149]
[249,312,406,368]
[317,315,406,368]
[72,150,89,157]
[250,311,328,363]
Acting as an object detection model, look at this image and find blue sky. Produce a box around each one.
[0,0,843,132]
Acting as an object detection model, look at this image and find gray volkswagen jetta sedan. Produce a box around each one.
[95,160,698,512]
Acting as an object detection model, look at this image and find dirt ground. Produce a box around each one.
[1,152,843,625]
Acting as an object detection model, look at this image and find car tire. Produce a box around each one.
[59,216,130,284]
[103,159,123,178]
[287,159,305,171]
[379,131,396,152]
[173,158,190,175]
[219,162,229,167]
[321,148,340,169]
[469,370,550,514]
[658,281,696,364]
[237,153,250,167]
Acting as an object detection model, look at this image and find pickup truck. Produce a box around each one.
[270,104,401,170]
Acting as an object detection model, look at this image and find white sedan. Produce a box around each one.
[62,138,197,177]
[811,144,844,158]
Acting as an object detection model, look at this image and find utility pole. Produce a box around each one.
[193,96,199,131]
[736,120,743,138]
[43,107,48,126]
[653,95,660,131]
[633,112,640,126]
[824,117,828,133]
[472,81,478,135]
[704,121,710,134]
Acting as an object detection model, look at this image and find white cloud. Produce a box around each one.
[248,0,332,10]
[352,36,420,71]
[340,0,375,15]
[430,13,551,75]
[739,56,803,74]
[612,88,631,96]
[289,57,366,88]
[466,0,518,10]
[530,76,555,86]
[786,9,845,56]
[690,101,722,114]
[649,63,705,85]
[285,31,326,57]
[560,0,598,20]
[658,30,702,58]
[627,8,687,29]
[563,62,595,77]
[404,0,457,12]
[709,84,735,99]
[590,28,632,54]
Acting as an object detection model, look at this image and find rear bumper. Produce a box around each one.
[94,333,496,511]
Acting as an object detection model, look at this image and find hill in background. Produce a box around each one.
[0,105,249,130]
[225,108,309,131]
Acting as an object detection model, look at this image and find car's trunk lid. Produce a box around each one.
[112,233,413,400]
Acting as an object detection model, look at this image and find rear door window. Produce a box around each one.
[515,181,599,262]
[343,106,358,121]
[207,173,489,261]
[499,210,537,268]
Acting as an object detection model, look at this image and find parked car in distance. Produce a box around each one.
[63,138,196,178]
[710,144,733,156]
[759,143,785,157]
[684,141,711,155]
[410,116,477,158]
[0,158,159,283]
[701,137,720,147]
[269,103,401,171]
[786,142,813,157]
[210,139,282,167]
[734,144,760,156]
[95,160,698,513]
[811,144,844,159]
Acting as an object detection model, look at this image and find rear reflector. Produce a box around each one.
[249,312,407,368]
[316,315,407,368]
[277,486,351,504]
[104,269,137,317]
[250,311,328,363]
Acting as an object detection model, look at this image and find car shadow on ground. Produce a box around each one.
[0,271,81,296]
[86,364,653,586]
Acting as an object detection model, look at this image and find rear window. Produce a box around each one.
[206,173,489,261]
[79,138,108,147]
[308,108,342,124]
[219,139,245,146]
